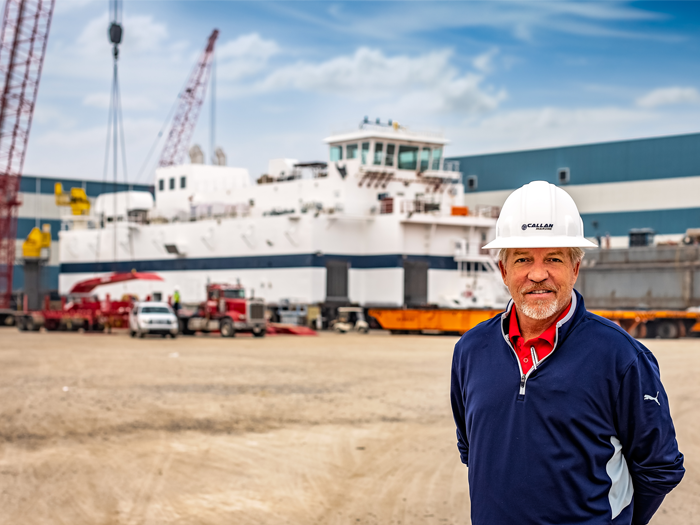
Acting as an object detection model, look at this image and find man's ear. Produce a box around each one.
[498,260,508,282]
[572,260,581,282]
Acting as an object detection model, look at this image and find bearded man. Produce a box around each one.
[450,181,684,525]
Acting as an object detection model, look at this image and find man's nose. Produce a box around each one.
[528,262,549,282]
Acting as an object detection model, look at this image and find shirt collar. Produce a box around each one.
[509,300,572,347]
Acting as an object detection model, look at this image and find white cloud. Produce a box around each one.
[82,92,156,111]
[216,33,280,81]
[473,48,499,74]
[636,87,700,108]
[218,33,279,62]
[76,13,168,59]
[26,115,163,180]
[278,1,673,44]
[251,47,506,116]
[449,105,700,157]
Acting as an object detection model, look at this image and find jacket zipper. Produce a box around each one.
[501,292,577,397]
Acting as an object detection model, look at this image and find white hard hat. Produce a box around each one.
[483,180,597,249]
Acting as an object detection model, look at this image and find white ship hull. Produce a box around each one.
[59,123,509,308]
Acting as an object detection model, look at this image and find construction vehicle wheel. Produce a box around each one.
[16,316,27,331]
[655,320,680,339]
[220,319,235,338]
[253,328,265,338]
[26,317,38,331]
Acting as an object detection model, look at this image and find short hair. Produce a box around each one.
[498,247,585,267]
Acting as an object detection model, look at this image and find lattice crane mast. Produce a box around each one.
[158,29,218,167]
[0,0,55,309]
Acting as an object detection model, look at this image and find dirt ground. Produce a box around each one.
[0,328,698,525]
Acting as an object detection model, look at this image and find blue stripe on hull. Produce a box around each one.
[59,253,459,274]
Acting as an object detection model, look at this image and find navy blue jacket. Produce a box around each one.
[451,290,684,525]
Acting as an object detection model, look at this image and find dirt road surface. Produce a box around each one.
[0,329,697,524]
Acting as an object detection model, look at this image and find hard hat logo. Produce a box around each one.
[523,223,554,231]
[483,180,597,250]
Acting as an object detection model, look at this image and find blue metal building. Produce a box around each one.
[14,175,152,293]
[448,132,700,247]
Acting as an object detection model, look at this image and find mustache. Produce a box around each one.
[520,285,557,295]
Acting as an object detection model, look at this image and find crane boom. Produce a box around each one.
[158,29,218,167]
[0,0,55,309]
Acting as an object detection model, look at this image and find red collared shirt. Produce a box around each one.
[508,302,572,375]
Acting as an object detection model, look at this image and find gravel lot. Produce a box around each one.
[0,328,697,524]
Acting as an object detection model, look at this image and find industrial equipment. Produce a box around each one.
[54,183,90,215]
[368,306,700,339]
[159,29,219,167]
[0,0,55,310]
[21,223,50,311]
[15,270,163,332]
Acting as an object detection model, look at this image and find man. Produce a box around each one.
[450,181,684,525]
[173,287,181,312]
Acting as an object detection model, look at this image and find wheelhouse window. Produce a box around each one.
[431,148,442,170]
[385,144,395,167]
[169,177,175,190]
[346,144,358,159]
[398,145,418,170]
[180,176,186,189]
[361,142,370,164]
[373,142,384,165]
[420,147,431,171]
[158,179,164,191]
[330,145,343,162]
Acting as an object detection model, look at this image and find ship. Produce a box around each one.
[57,120,510,310]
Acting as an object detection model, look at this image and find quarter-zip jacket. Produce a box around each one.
[450,290,684,525]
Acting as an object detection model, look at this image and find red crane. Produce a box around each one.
[0,0,55,309]
[159,29,218,167]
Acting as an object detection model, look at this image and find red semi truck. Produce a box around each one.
[178,283,267,337]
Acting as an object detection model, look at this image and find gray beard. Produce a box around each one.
[518,296,561,320]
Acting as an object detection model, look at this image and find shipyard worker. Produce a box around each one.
[173,287,181,312]
[450,181,684,525]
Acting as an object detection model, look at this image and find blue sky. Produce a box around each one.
[22,0,700,183]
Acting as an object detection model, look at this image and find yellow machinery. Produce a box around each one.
[22,224,51,258]
[21,224,52,311]
[55,182,90,215]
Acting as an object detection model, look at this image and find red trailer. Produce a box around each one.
[15,271,162,332]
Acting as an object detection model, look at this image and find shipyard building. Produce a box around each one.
[13,176,152,295]
[448,132,700,248]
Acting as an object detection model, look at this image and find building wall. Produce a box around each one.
[448,132,700,247]
[13,175,152,293]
